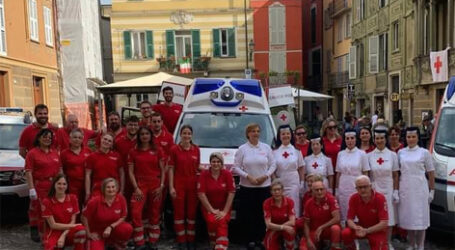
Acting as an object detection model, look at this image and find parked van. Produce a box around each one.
[429,76,455,232]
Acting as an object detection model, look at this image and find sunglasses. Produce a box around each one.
[296,132,307,136]
[327,125,337,130]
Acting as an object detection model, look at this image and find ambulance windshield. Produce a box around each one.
[175,112,275,148]
[434,107,455,157]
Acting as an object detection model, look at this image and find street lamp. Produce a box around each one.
[248,39,255,62]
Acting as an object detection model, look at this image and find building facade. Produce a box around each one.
[0,0,62,123]
[110,0,254,82]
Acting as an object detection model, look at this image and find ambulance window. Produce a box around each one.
[434,107,455,157]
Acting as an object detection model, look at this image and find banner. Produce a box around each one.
[158,81,187,105]
[268,85,295,108]
[430,48,449,82]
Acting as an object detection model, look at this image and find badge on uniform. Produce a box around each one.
[115,209,121,214]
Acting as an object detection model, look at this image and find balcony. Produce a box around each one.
[329,71,349,89]
[157,56,211,73]
[332,0,350,18]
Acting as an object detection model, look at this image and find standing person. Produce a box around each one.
[342,175,389,250]
[300,180,341,250]
[82,178,133,250]
[336,129,370,224]
[85,133,124,200]
[233,123,276,250]
[321,118,342,171]
[304,134,334,190]
[388,126,404,153]
[95,111,126,146]
[372,110,379,126]
[153,86,183,134]
[57,114,97,151]
[19,104,58,158]
[128,126,165,250]
[25,128,61,242]
[294,125,310,157]
[60,128,91,204]
[263,179,296,250]
[368,129,399,250]
[398,127,435,250]
[273,125,305,217]
[359,127,376,153]
[197,152,235,250]
[139,100,154,128]
[168,125,201,250]
[420,116,433,149]
[41,174,86,250]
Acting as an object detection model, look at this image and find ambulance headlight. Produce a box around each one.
[220,87,234,101]
[235,92,244,101]
[210,92,218,99]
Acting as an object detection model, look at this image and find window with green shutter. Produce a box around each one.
[123,31,132,59]
[227,28,236,57]
[166,30,175,58]
[191,30,200,59]
[146,31,154,58]
[213,29,220,57]
[213,28,236,58]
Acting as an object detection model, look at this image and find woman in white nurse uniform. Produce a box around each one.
[398,127,435,250]
[304,134,334,191]
[335,128,370,224]
[368,129,399,250]
[273,125,305,217]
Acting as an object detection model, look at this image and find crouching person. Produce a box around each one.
[342,175,389,250]
[263,179,296,250]
[300,179,341,250]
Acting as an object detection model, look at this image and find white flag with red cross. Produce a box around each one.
[430,48,449,82]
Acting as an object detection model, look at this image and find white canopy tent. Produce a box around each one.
[292,87,333,101]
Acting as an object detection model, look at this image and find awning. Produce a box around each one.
[292,87,333,101]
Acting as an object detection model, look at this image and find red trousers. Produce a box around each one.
[29,179,52,228]
[68,178,85,205]
[43,224,86,250]
[342,227,388,250]
[172,178,198,243]
[88,222,133,250]
[263,229,295,250]
[299,224,342,250]
[130,181,162,246]
[203,210,230,250]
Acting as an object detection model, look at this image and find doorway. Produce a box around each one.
[0,71,7,106]
[33,76,44,105]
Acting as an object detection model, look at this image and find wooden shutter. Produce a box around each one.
[213,29,220,57]
[146,31,154,58]
[191,30,200,58]
[369,35,379,73]
[349,46,357,79]
[123,31,132,59]
[228,28,236,57]
[166,30,175,57]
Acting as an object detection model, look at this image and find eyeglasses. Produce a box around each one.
[296,132,307,136]
[355,185,370,190]
[327,125,337,130]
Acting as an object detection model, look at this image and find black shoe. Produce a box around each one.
[177,243,186,250]
[187,242,195,250]
[148,242,158,250]
[30,226,40,243]
[255,241,265,250]
[247,241,255,250]
[135,245,149,250]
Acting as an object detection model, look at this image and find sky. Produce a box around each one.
[100,0,111,5]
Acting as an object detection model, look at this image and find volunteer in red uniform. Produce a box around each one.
[57,114,97,150]
[321,118,342,170]
[300,180,341,250]
[139,100,154,128]
[25,128,61,242]
[41,174,86,250]
[197,152,235,250]
[128,126,165,250]
[263,179,296,250]
[95,111,126,146]
[388,126,404,153]
[359,127,375,153]
[342,175,389,250]
[61,128,91,203]
[152,86,182,134]
[19,104,58,158]
[295,174,323,231]
[82,178,133,250]
[169,125,201,250]
[294,125,310,157]
[85,133,124,200]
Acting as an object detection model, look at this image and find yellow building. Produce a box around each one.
[111,0,254,82]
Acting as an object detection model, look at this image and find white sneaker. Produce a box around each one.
[388,243,395,250]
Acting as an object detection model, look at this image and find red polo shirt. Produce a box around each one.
[61,147,91,182]
[169,144,200,179]
[82,194,127,233]
[19,123,58,152]
[303,193,339,230]
[347,191,388,229]
[391,143,404,154]
[197,169,235,210]
[25,148,61,181]
[152,103,182,134]
[42,194,80,224]
[86,150,123,186]
[56,127,97,151]
[153,129,174,158]
[128,147,164,184]
[364,145,376,154]
[322,137,342,169]
[114,134,137,162]
[302,191,313,209]
[295,142,310,157]
[263,196,295,225]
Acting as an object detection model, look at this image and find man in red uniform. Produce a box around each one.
[19,104,58,158]
[342,175,389,250]
[57,114,98,150]
[300,180,341,250]
[95,111,126,146]
[139,100,154,128]
[152,86,182,134]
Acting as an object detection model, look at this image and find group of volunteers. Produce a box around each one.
[19,86,434,250]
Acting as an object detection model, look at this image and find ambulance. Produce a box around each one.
[429,76,455,232]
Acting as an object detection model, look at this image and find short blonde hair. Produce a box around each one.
[245,123,260,139]
[306,173,323,182]
[209,152,224,165]
[270,178,284,190]
[101,178,118,196]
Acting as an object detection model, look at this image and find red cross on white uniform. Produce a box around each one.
[282,151,289,159]
[377,157,384,165]
[312,162,318,169]
[239,106,248,112]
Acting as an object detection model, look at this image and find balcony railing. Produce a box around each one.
[157,56,211,73]
[329,71,349,89]
[332,0,350,18]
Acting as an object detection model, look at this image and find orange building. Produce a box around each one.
[0,0,62,123]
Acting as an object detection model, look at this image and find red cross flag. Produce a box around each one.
[430,48,449,82]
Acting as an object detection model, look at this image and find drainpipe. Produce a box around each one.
[53,0,65,125]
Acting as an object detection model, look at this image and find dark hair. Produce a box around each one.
[136,126,156,150]
[33,128,54,147]
[140,100,152,107]
[180,124,193,134]
[151,112,162,118]
[34,104,48,115]
[388,125,401,136]
[341,128,357,150]
[48,174,68,197]
[404,126,422,147]
[126,115,139,123]
[162,86,173,94]
[307,134,325,155]
[274,125,295,149]
[107,111,120,119]
[373,129,389,148]
[357,126,373,148]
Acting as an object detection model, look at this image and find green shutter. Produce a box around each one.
[192,30,201,59]
[166,30,175,58]
[146,31,154,59]
[213,29,220,57]
[123,31,132,59]
[228,28,236,57]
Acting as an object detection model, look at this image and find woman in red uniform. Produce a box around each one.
[388,126,404,153]
[358,127,375,153]
[321,118,342,170]
[85,133,124,200]
[25,128,61,242]
[169,125,201,250]
[41,174,86,250]
[128,126,165,250]
[61,128,91,204]
[198,152,235,250]
[263,179,296,250]
[82,178,133,250]
[294,125,310,157]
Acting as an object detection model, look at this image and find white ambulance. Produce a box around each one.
[429,76,455,232]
